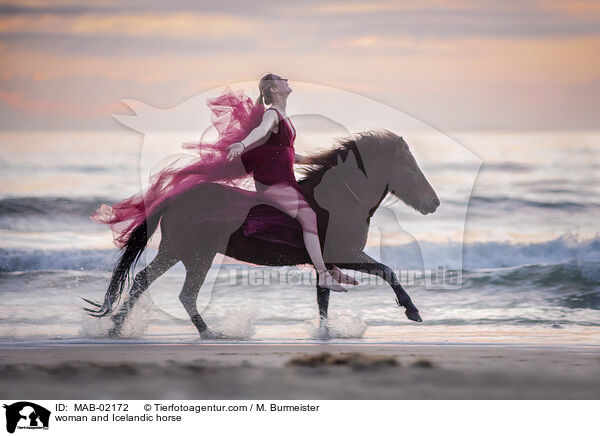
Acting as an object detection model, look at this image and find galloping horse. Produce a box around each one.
[85,130,440,338]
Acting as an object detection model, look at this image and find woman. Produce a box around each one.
[92,73,349,292]
[227,73,347,292]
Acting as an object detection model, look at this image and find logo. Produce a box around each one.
[96,79,481,332]
[3,402,50,434]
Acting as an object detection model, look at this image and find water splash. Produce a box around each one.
[210,306,260,340]
[310,310,368,339]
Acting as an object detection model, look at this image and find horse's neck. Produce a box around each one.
[354,145,391,209]
[368,187,389,218]
[307,148,389,218]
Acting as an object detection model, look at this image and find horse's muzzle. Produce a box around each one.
[420,196,440,215]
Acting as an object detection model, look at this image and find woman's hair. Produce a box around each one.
[257,73,281,106]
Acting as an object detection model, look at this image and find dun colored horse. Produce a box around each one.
[85,130,440,338]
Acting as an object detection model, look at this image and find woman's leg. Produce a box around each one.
[261,183,347,292]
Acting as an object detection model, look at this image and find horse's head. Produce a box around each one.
[382,132,439,215]
[302,130,439,216]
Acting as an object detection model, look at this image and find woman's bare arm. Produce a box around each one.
[240,110,279,151]
[227,110,278,160]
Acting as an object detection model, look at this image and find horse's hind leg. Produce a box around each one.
[109,249,179,337]
[179,252,222,339]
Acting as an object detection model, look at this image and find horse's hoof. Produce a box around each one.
[110,313,125,326]
[200,329,226,340]
[107,327,121,338]
[405,309,422,323]
[317,323,331,340]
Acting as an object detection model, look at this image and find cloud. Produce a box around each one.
[542,0,600,14]
[0,0,599,129]
[0,11,262,38]
[2,0,600,42]
[0,88,123,117]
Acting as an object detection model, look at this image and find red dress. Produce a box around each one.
[91,86,312,249]
[240,107,315,244]
[242,108,298,189]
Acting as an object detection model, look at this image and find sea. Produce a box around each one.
[1,129,599,344]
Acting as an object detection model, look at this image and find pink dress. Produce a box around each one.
[91,86,311,249]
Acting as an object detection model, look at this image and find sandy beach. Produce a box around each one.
[1,342,599,400]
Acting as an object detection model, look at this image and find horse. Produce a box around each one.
[84,129,440,338]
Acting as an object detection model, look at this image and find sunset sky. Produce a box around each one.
[1,0,599,130]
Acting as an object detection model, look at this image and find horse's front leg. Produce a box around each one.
[315,263,353,337]
[316,284,330,336]
[338,251,422,322]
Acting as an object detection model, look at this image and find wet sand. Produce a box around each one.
[1,343,599,399]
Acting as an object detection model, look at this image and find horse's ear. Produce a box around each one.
[393,137,408,157]
[336,154,344,167]
[399,136,408,150]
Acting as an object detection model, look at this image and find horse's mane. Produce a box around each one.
[298,128,401,186]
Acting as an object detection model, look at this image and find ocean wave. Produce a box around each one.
[468,195,596,211]
[0,196,114,219]
[460,261,600,287]
[430,196,597,214]
[2,234,600,273]
[1,264,598,326]
[0,248,120,272]
[459,261,600,310]
[377,233,600,270]
[0,196,119,231]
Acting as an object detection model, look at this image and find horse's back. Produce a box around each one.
[160,183,255,251]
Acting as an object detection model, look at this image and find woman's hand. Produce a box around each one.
[227,142,245,161]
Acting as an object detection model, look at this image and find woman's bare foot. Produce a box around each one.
[317,269,347,292]
[331,266,358,285]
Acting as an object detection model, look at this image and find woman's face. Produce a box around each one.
[271,77,292,96]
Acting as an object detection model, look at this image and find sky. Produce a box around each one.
[0,0,599,131]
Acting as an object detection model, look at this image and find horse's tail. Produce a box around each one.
[83,208,165,318]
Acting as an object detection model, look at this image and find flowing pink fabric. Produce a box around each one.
[91,85,312,249]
